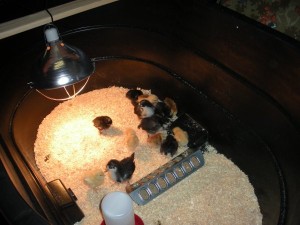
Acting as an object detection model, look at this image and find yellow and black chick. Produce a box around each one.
[93,116,112,133]
[137,94,159,106]
[160,127,189,157]
[134,99,155,119]
[160,132,178,157]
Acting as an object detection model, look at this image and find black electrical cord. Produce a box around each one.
[44,0,54,23]
[45,9,54,23]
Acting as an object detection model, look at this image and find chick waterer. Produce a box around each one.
[100,192,144,225]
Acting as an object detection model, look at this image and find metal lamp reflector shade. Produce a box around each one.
[29,26,95,92]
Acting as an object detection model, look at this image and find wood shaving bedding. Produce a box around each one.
[34,86,262,225]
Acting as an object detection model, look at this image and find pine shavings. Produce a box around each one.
[34,86,262,225]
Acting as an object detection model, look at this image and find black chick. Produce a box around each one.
[93,116,112,133]
[138,115,163,134]
[134,99,155,119]
[160,133,178,157]
[155,101,172,118]
[106,153,136,183]
[126,89,143,105]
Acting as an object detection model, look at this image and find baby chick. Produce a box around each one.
[138,115,163,134]
[83,169,105,188]
[173,127,189,147]
[155,101,172,118]
[164,97,177,118]
[125,128,139,151]
[147,132,163,147]
[93,116,112,133]
[106,153,136,183]
[137,94,159,106]
[126,89,143,105]
[160,133,178,157]
[134,99,155,119]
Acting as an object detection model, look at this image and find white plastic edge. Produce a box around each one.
[45,28,60,42]
[0,0,118,40]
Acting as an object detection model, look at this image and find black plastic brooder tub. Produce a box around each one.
[0,1,300,225]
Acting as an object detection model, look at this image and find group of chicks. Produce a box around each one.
[88,88,189,185]
[126,88,189,156]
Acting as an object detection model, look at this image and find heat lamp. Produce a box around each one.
[29,24,95,101]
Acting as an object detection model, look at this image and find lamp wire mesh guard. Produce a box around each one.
[29,24,95,101]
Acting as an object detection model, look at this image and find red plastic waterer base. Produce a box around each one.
[100,214,144,225]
